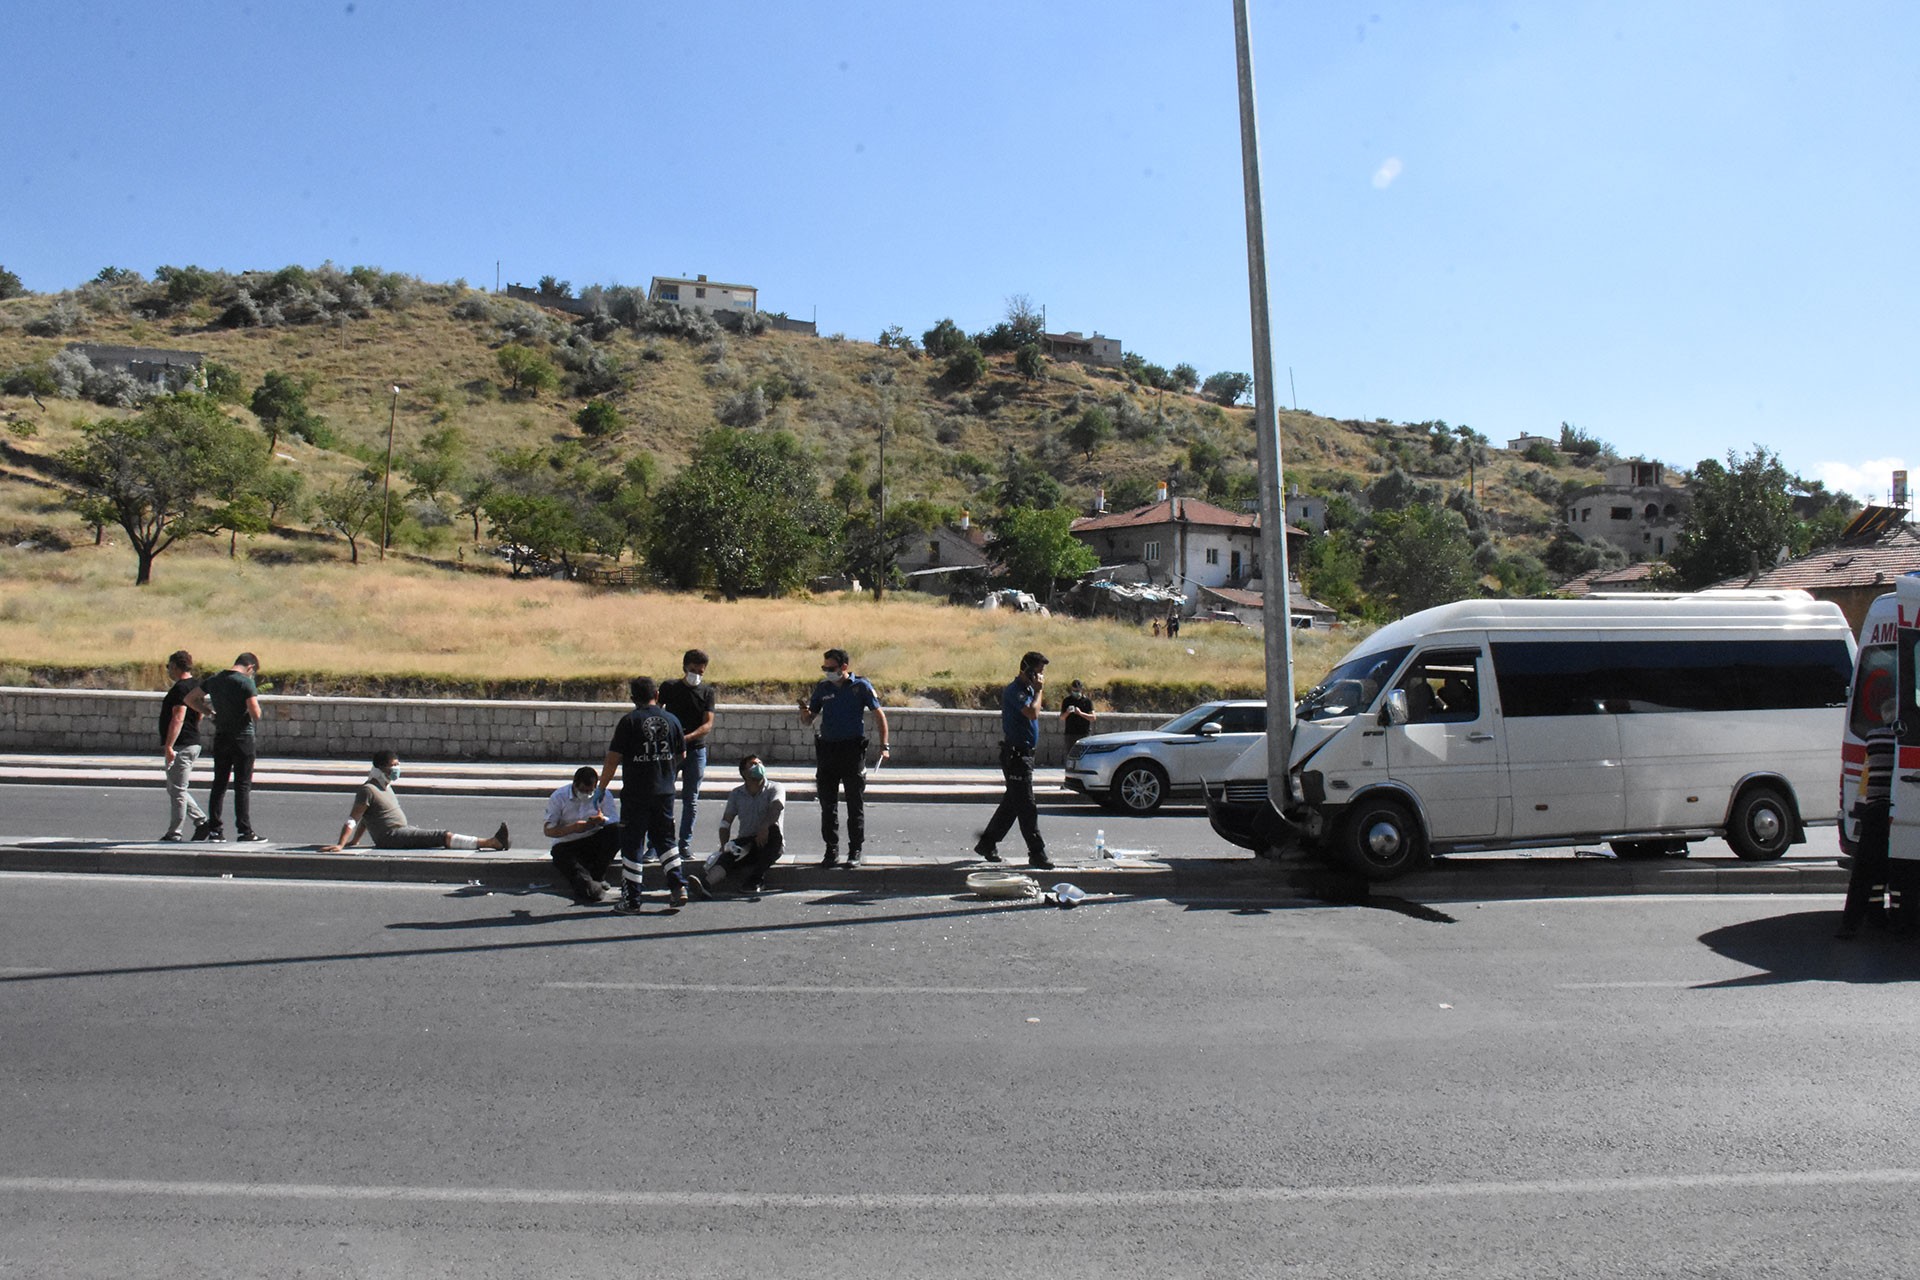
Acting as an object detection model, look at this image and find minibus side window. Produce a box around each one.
[1396,649,1482,723]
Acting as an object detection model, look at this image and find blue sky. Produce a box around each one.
[6,1,1915,499]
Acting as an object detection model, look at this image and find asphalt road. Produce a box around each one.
[3,872,1916,1277]
[0,782,1228,862]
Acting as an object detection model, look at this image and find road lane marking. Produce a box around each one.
[545,981,1088,995]
[6,1168,1920,1210]
[1551,990,1735,997]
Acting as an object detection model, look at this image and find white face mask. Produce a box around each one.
[684,671,703,687]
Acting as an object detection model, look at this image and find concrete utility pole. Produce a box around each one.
[380,385,399,561]
[1232,0,1297,815]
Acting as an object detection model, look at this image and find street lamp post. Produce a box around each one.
[1232,0,1297,822]
[380,384,399,561]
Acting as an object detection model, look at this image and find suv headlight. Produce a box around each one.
[1074,743,1122,757]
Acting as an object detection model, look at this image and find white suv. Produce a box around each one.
[1063,700,1268,814]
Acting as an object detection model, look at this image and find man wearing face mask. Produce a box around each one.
[974,650,1055,870]
[543,765,623,905]
[797,647,889,868]
[696,754,786,895]
[658,648,716,862]
[320,750,510,853]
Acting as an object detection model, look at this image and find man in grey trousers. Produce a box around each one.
[158,649,212,842]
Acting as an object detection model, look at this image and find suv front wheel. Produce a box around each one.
[1110,760,1170,815]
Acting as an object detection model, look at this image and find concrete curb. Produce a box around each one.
[0,841,1848,901]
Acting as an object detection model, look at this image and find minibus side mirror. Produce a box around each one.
[1381,689,1409,727]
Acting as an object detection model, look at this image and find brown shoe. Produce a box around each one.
[669,883,689,908]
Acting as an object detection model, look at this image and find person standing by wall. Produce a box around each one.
[974,650,1055,870]
[659,648,715,861]
[797,647,889,869]
[1058,679,1097,750]
[544,765,623,905]
[188,652,265,843]
[598,676,691,910]
[157,649,212,842]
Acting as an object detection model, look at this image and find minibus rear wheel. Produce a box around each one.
[1339,795,1427,881]
[1726,784,1794,861]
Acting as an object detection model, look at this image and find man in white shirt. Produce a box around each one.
[543,766,623,905]
[698,755,786,895]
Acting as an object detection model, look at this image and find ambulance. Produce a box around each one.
[1838,575,1914,859]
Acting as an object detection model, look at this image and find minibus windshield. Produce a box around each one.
[1297,646,1410,721]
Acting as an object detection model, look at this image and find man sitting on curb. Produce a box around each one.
[320,749,510,853]
[697,754,785,895]
[544,765,622,905]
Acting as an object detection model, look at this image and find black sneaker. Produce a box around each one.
[974,841,1003,863]
[494,822,511,851]
[202,829,227,843]
[844,853,863,869]
[817,853,841,869]
[235,832,268,844]
[159,832,186,843]
[191,820,215,842]
[685,872,712,900]
[1028,853,1055,871]
[613,898,645,915]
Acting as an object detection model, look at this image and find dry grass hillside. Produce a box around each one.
[0,266,1619,703]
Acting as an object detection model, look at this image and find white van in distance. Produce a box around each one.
[1207,592,1856,880]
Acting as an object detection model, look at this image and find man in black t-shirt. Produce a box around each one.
[597,676,691,910]
[1058,679,1097,748]
[187,651,264,843]
[157,649,212,842]
[659,648,716,859]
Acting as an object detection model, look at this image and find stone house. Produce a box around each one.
[1563,459,1691,559]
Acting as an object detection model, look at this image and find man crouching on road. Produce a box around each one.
[320,750,510,853]
[545,765,622,905]
[696,754,785,895]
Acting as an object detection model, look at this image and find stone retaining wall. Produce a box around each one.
[0,688,1163,767]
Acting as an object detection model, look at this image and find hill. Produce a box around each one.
[0,264,1605,560]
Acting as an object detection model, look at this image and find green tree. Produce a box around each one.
[484,491,587,576]
[647,429,829,599]
[249,371,323,450]
[922,318,967,358]
[258,466,308,526]
[313,470,393,565]
[1666,447,1797,587]
[1014,342,1046,382]
[1170,362,1199,394]
[1201,370,1251,406]
[206,492,269,558]
[403,425,467,506]
[0,266,24,299]
[496,343,559,396]
[202,360,245,403]
[986,507,1097,597]
[61,394,269,584]
[1367,502,1477,614]
[944,342,987,388]
[575,399,625,438]
[1300,529,1365,615]
[1789,479,1860,555]
[1064,407,1113,460]
[997,451,1062,511]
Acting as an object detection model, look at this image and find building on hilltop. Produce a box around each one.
[1562,459,1691,559]
[1042,330,1123,368]
[648,274,757,315]
[1507,432,1557,453]
[66,343,206,389]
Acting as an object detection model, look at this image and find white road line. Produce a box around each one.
[1551,990,1735,997]
[545,981,1088,996]
[0,870,454,893]
[4,1168,1917,1210]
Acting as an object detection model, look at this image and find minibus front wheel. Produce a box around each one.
[1338,794,1428,881]
[1725,784,1795,861]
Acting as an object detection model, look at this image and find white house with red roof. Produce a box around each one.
[1069,493,1306,609]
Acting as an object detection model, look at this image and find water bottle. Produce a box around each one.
[1095,828,1108,859]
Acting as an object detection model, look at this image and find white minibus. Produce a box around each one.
[1207,592,1856,880]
